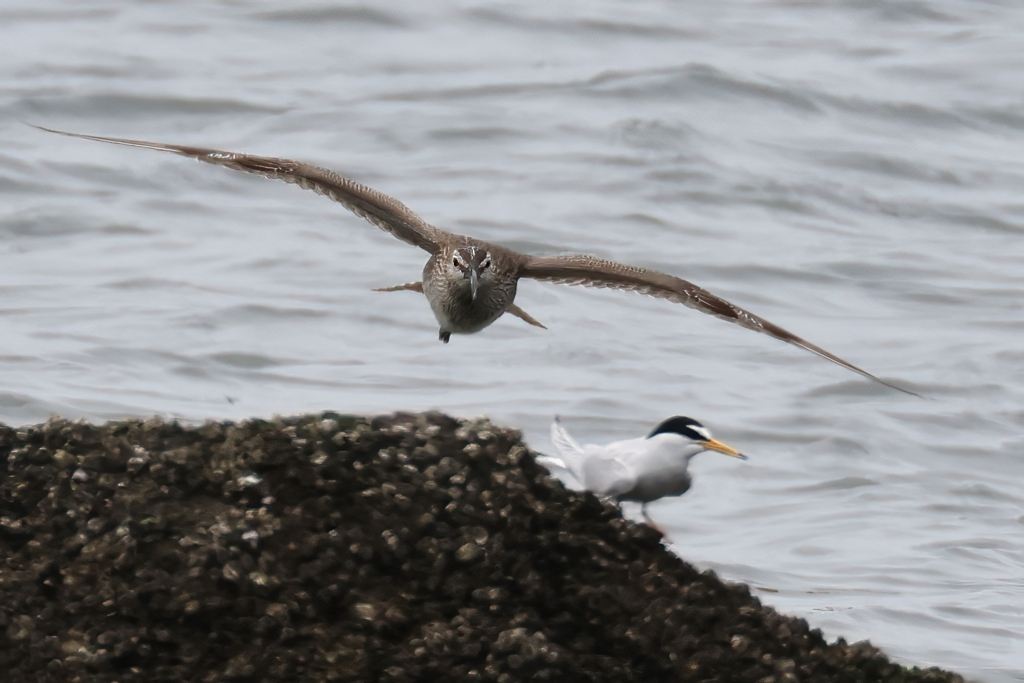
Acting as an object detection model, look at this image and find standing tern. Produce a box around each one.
[537,416,747,530]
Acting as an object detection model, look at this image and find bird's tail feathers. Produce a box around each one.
[534,453,585,491]
[550,416,583,456]
[544,416,588,484]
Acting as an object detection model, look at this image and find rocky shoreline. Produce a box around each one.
[0,412,963,682]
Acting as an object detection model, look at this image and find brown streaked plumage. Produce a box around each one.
[35,125,917,395]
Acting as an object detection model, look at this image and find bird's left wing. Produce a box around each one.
[520,253,917,396]
[581,448,637,500]
[34,126,447,253]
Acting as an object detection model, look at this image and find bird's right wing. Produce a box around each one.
[35,126,447,253]
[520,253,918,396]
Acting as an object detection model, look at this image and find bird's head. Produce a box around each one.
[647,416,747,460]
[451,246,493,301]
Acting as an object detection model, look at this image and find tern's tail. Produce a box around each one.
[549,416,583,459]
[535,416,587,489]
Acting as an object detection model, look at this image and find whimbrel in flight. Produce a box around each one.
[538,416,746,530]
[37,126,914,395]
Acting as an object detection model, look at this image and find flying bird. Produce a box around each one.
[537,415,747,528]
[36,125,914,394]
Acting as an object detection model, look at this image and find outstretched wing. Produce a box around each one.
[35,126,447,253]
[521,253,917,396]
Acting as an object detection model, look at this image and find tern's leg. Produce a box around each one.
[374,281,424,293]
[641,502,667,538]
[506,304,547,329]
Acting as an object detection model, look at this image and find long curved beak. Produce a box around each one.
[701,439,748,460]
[468,267,480,301]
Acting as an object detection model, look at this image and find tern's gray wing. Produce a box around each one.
[580,449,636,500]
[520,253,916,396]
[36,126,446,254]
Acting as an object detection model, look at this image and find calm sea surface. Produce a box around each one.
[2,2,1023,679]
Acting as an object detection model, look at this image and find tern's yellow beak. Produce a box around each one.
[700,439,748,460]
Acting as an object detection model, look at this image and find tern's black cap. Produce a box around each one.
[646,416,708,441]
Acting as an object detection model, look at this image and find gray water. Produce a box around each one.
[2,1,1023,679]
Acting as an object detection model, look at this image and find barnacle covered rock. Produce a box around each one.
[0,413,962,683]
